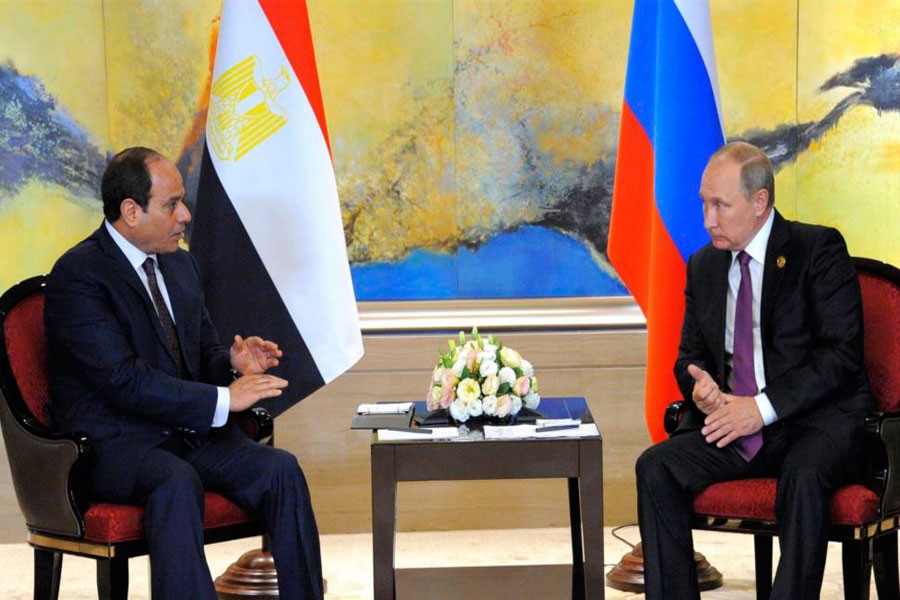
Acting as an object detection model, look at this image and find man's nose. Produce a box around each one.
[177,202,192,223]
[704,208,715,229]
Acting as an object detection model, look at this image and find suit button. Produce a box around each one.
[161,429,171,437]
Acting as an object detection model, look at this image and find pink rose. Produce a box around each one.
[513,376,531,396]
[440,383,457,408]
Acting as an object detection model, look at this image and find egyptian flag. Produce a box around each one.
[607,0,725,441]
[192,0,363,416]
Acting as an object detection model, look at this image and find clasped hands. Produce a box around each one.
[228,334,288,412]
[689,364,763,449]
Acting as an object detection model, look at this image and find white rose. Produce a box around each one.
[498,366,517,386]
[467,399,484,417]
[482,342,498,355]
[482,395,498,416]
[479,358,498,378]
[520,359,534,378]
[510,395,523,415]
[481,374,500,396]
[449,399,469,422]
[456,378,481,403]
[499,346,522,368]
[524,391,541,410]
[430,385,442,404]
[451,357,466,377]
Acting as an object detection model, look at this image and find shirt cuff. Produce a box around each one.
[755,392,778,426]
[212,386,230,427]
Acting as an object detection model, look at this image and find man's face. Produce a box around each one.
[699,157,768,251]
[128,158,190,254]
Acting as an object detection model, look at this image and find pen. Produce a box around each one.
[384,427,433,434]
[535,424,581,433]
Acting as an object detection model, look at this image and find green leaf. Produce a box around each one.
[497,382,511,395]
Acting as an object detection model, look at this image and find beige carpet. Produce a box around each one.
[0,526,871,598]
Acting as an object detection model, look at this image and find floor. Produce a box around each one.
[0,526,871,598]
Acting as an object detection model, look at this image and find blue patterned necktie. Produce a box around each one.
[732,251,763,461]
[143,258,188,379]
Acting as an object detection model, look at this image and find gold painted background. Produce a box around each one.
[0,0,897,294]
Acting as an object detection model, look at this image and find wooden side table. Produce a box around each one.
[370,397,604,599]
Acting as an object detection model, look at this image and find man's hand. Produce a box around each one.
[228,373,288,412]
[688,364,724,415]
[702,395,764,448]
[230,335,282,375]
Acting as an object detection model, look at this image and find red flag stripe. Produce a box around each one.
[258,0,332,155]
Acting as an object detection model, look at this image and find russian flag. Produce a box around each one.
[607,0,724,442]
[191,0,364,416]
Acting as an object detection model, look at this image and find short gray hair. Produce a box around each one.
[709,141,775,206]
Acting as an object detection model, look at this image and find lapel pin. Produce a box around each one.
[776,256,786,269]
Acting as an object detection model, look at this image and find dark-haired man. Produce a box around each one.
[636,141,871,599]
[45,147,323,599]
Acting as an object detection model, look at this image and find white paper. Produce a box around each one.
[377,427,460,441]
[483,423,599,440]
[357,402,413,415]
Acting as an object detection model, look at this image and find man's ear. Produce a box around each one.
[119,198,140,226]
[753,188,769,216]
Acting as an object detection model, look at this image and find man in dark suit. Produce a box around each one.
[636,141,871,600]
[45,147,324,599]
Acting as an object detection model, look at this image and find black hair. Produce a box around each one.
[100,147,163,221]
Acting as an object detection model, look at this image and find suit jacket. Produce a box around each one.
[45,224,234,498]
[673,210,871,446]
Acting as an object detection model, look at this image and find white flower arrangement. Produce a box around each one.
[427,328,540,423]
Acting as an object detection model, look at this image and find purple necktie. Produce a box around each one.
[732,251,763,461]
[143,258,188,378]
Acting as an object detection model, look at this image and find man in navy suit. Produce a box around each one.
[45,147,324,599]
[636,141,871,600]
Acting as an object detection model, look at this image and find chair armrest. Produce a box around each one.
[0,392,91,538]
[232,406,274,445]
[664,401,685,436]
[864,411,900,517]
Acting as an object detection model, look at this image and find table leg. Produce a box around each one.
[569,477,585,599]
[578,439,605,599]
[371,444,398,600]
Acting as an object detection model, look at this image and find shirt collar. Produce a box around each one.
[733,209,774,266]
[105,220,157,271]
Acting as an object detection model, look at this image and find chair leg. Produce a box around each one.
[33,548,62,600]
[874,532,900,600]
[754,534,773,600]
[842,539,873,600]
[97,556,129,600]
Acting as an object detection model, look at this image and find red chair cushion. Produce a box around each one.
[84,492,254,543]
[692,479,879,526]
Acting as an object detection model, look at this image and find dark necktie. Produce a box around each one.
[732,251,763,461]
[142,258,188,378]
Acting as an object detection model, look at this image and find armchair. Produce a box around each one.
[0,275,273,600]
[664,257,900,599]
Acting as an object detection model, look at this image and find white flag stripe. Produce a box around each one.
[673,0,725,139]
[209,0,363,383]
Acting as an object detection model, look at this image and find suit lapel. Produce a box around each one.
[707,250,731,383]
[156,253,199,378]
[761,211,790,338]
[95,226,178,366]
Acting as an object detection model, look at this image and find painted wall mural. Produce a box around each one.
[0,0,897,301]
